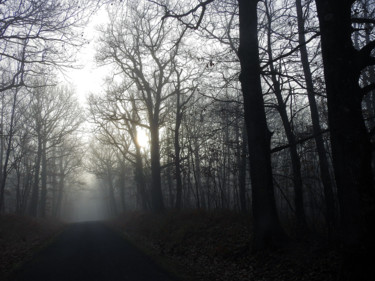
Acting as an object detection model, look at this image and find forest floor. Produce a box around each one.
[111,210,341,281]
[0,214,64,279]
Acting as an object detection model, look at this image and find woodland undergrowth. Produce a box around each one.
[0,215,63,278]
[113,210,341,281]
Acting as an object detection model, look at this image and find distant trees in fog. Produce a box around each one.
[88,0,375,260]
[27,84,84,217]
[90,0,200,212]
[0,82,84,216]
[0,0,97,216]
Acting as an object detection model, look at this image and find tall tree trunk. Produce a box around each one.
[40,139,47,217]
[238,0,287,250]
[107,168,117,217]
[315,0,375,279]
[295,0,336,232]
[119,164,126,212]
[51,148,58,217]
[238,124,248,213]
[0,89,18,212]
[272,88,306,232]
[55,154,64,218]
[134,131,148,210]
[0,97,4,212]
[135,151,148,210]
[193,138,202,208]
[265,2,307,232]
[150,122,164,212]
[361,4,375,174]
[21,160,32,215]
[174,93,183,209]
[29,134,42,217]
[164,128,174,207]
[15,166,22,214]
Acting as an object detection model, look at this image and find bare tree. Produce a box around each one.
[27,83,83,217]
[97,0,189,212]
[147,0,288,248]
[0,86,21,211]
[294,0,336,231]
[89,90,150,210]
[262,0,307,232]
[0,0,96,92]
[87,141,119,217]
[51,136,84,218]
[0,0,97,213]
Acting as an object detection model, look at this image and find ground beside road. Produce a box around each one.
[0,215,63,279]
[112,210,341,281]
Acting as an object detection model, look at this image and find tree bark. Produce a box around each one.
[54,154,64,218]
[295,0,336,232]
[40,138,47,217]
[0,99,3,212]
[150,122,164,212]
[193,138,202,209]
[107,168,118,217]
[0,88,18,212]
[135,150,148,210]
[119,164,126,213]
[238,0,287,250]
[238,124,248,213]
[29,135,42,217]
[51,148,58,217]
[174,92,183,209]
[315,0,375,279]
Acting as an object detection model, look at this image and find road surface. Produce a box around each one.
[10,221,178,281]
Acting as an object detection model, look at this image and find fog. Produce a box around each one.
[61,174,110,222]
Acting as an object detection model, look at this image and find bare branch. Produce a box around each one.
[271,128,329,154]
[149,0,215,29]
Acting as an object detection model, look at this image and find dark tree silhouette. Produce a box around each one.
[315,0,375,279]
[151,0,288,249]
[238,0,287,250]
[295,0,336,232]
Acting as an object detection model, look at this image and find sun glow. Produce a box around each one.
[137,129,150,149]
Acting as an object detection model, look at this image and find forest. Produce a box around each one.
[1,0,375,280]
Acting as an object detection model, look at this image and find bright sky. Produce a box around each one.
[60,5,154,151]
[62,7,109,105]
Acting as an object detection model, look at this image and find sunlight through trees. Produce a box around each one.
[1,1,375,279]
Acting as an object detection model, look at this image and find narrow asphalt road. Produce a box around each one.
[10,221,178,281]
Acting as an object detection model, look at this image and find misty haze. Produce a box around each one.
[1,0,375,281]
